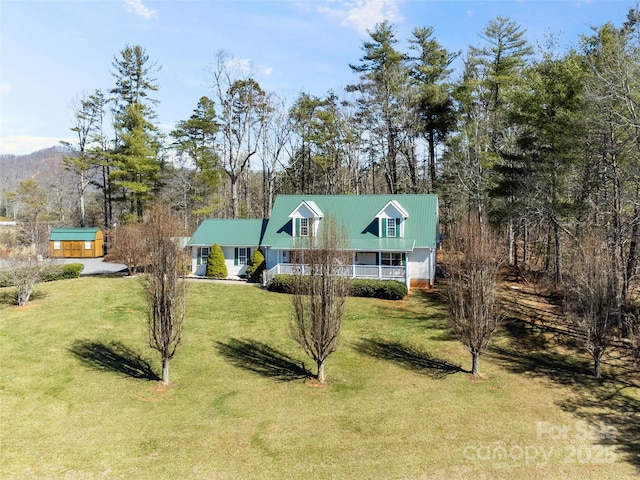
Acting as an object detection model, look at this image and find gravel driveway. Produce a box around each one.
[55,258,127,276]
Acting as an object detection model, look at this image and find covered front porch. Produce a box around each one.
[262,250,409,288]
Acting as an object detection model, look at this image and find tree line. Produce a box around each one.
[2,11,639,295]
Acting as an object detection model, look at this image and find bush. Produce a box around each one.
[245,248,266,282]
[43,263,84,282]
[267,274,298,294]
[1,263,85,287]
[206,243,227,279]
[350,279,407,300]
[267,275,407,300]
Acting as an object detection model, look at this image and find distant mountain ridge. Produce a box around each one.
[0,146,72,193]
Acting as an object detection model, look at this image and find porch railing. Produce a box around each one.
[262,263,408,287]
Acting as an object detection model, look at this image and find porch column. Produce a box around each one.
[404,252,409,290]
[352,252,356,278]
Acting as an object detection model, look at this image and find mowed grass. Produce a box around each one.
[0,278,638,480]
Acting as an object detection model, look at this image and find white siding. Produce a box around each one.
[265,248,279,270]
[407,248,435,282]
[221,246,248,277]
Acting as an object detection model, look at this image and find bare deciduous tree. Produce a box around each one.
[106,223,147,276]
[141,201,187,385]
[3,250,50,306]
[210,50,268,218]
[564,234,620,379]
[291,217,350,384]
[444,217,503,376]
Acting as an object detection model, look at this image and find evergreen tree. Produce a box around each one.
[288,92,354,195]
[110,44,163,219]
[511,52,587,286]
[348,21,412,193]
[206,243,227,278]
[442,17,532,256]
[170,96,221,222]
[581,14,640,302]
[408,26,459,192]
[245,248,265,282]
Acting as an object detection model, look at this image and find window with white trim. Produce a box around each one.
[387,218,396,237]
[53,241,61,250]
[300,218,309,236]
[84,241,92,250]
[198,247,210,265]
[238,247,248,265]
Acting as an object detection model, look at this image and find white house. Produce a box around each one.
[186,194,439,290]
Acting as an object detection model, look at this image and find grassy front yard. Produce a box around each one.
[1,278,638,479]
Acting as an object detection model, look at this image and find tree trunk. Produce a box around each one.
[544,229,551,273]
[553,220,562,287]
[593,352,601,380]
[230,173,239,219]
[624,199,639,301]
[102,165,109,230]
[428,129,436,193]
[162,357,170,385]
[522,221,528,264]
[508,217,515,266]
[79,170,86,228]
[471,352,479,376]
[316,359,325,384]
[262,166,269,218]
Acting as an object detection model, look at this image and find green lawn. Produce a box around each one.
[1,278,638,479]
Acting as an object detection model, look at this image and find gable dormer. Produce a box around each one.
[375,200,409,238]
[289,200,324,237]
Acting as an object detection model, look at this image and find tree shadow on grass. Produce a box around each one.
[354,338,466,379]
[559,380,640,472]
[374,289,457,340]
[489,345,593,386]
[489,345,640,472]
[69,339,160,381]
[215,338,312,382]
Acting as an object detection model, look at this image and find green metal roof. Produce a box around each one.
[50,227,101,241]
[187,219,267,247]
[262,194,438,251]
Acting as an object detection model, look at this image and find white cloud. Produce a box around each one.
[158,123,174,135]
[319,0,404,36]
[228,57,253,74]
[0,135,72,156]
[222,57,272,80]
[123,0,157,20]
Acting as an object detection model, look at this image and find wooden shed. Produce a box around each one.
[49,228,104,258]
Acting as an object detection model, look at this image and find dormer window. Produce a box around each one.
[289,200,324,237]
[380,217,401,237]
[376,200,408,238]
[387,218,396,237]
[300,218,309,236]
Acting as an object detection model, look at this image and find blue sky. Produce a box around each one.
[0,0,633,156]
